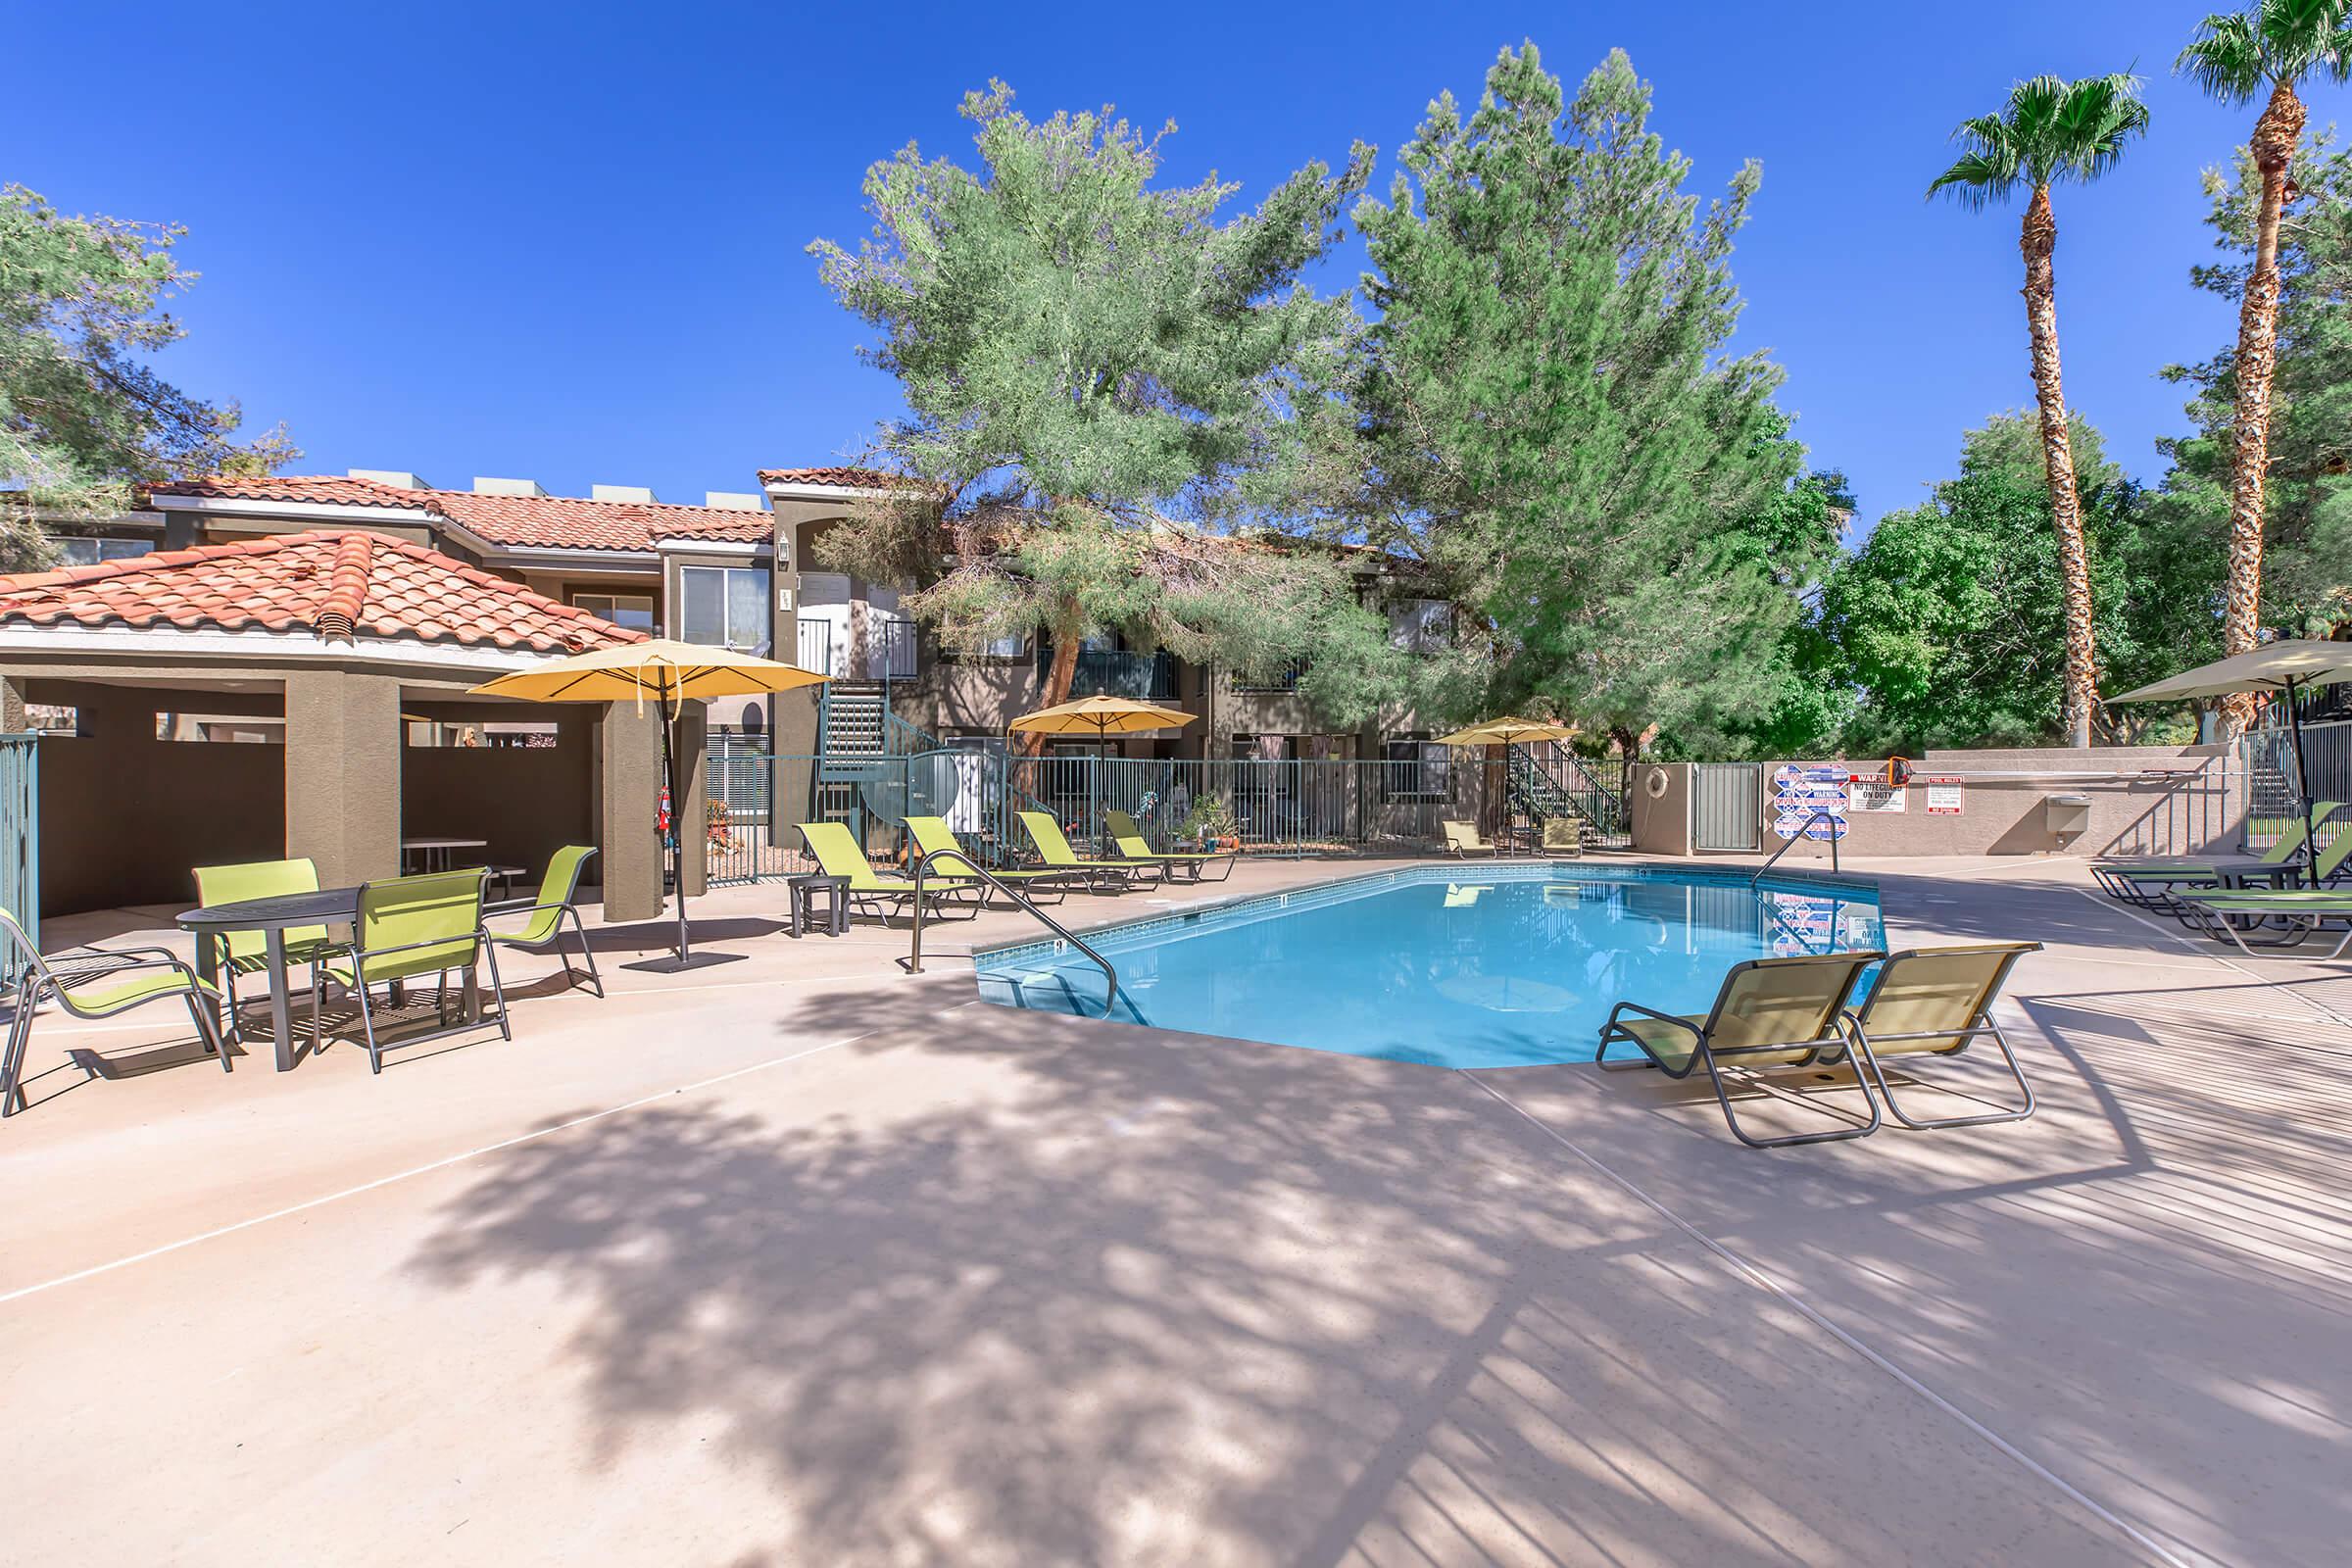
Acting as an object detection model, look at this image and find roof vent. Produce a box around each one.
[704,491,766,512]
[591,484,659,505]
[348,468,431,490]
[472,476,547,498]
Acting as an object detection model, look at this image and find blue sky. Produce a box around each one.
[5,0,2321,531]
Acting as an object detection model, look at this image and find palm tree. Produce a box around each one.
[2179,1,2352,739]
[1930,74,2149,749]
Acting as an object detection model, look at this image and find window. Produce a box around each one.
[678,565,771,655]
[571,591,655,632]
[1382,737,1449,800]
[54,537,153,566]
[982,630,1028,658]
[1388,598,1451,653]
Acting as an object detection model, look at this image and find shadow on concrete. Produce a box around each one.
[404,981,2172,1566]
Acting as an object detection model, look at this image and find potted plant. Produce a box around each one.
[1179,794,1238,851]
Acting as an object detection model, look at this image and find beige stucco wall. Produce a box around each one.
[1753,747,2237,858]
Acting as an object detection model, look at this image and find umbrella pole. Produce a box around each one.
[2287,675,2322,890]
[662,689,691,961]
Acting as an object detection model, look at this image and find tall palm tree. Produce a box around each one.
[1930,74,2149,749]
[2180,1,2352,739]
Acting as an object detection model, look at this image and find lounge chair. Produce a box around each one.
[2174,886,2352,959]
[486,845,603,996]
[1839,943,2041,1131]
[799,821,980,923]
[190,857,349,1043]
[318,869,510,1073]
[1443,884,1492,907]
[905,815,1077,906]
[0,906,227,1116]
[1016,810,1161,889]
[1597,951,1886,1149]
[1443,820,1499,858]
[1104,808,1236,883]
[2090,802,2343,905]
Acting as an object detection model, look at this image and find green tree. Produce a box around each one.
[1350,45,1800,756]
[807,83,1394,749]
[2162,129,2352,642]
[2178,0,2352,736]
[1824,415,2144,754]
[1,184,295,570]
[1929,73,2150,749]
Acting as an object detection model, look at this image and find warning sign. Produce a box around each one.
[1924,777,1964,814]
[1849,780,1907,813]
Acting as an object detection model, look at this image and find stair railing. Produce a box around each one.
[901,847,1120,1020]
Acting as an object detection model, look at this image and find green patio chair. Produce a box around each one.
[190,857,349,1043]
[1016,810,1160,888]
[1597,950,1886,1149]
[904,816,1075,906]
[1839,943,2041,1131]
[2174,885,2352,959]
[2090,801,2343,906]
[485,846,603,996]
[1104,808,1236,883]
[798,821,979,924]
[318,869,509,1073]
[1,906,225,1117]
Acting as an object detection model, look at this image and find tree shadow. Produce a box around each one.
[405,983,2204,1563]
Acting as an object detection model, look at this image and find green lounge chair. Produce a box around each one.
[799,821,979,923]
[486,845,603,996]
[904,816,1076,906]
[1016,810,1160,888]
[191,857,349,1043]
[2091,801,2343,905]
[1104,808,1236,883]
[1598,950,1886,1149]
[1839,943,2041,1131]
[1443,820,1499,858]
[318,869,510,1073]
[1,906,226,1117]
[2175,885,2352,959]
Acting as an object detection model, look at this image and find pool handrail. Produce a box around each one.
[903,846,1121,1020]
[1753,808,1841,884]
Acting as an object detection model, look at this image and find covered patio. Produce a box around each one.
[0,529,708,924]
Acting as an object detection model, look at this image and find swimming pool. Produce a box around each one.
[973,863,1883,1069]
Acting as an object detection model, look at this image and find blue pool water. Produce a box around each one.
[973,864,1883,1069]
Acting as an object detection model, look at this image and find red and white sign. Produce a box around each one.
[1924,776,1964,814]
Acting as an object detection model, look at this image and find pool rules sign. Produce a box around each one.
[1770,764,1850,841]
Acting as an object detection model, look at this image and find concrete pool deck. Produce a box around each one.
[1,854,2343,1565]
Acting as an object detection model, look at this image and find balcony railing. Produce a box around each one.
[1230,662,1304,694]
[1038,647,1178,701]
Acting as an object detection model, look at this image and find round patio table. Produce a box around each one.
[178,886,360,1073]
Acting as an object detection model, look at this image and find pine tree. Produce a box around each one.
[808,84,1395,748]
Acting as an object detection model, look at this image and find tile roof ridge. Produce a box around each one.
[314,531,374,640]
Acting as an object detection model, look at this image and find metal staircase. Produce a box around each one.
[1507,747,1630,850]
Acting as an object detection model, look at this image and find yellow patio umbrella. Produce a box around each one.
[471,639,829,971]
[1006,694,1197,739]
[1007,695,1195,848]
[1436,717,1581,856]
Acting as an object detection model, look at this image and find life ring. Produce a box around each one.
[1642,765,1671,800]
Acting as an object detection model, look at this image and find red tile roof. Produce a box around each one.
[0,530,649,655]
[756,465,909,490]
[150,475,773,553]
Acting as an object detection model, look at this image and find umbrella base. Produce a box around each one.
[622,951,749,975]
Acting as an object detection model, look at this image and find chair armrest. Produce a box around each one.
[348,931,489,963]
[48,949,204,987]
[485,899,567,918]
[1604,999,1701,1036]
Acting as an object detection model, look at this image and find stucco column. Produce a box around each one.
[598,701,663,922]
[676,702,708,898]
[283,670,401,888]
[0,675,26,734]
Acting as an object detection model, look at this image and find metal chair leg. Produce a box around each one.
[186,991,231,1073]
[0,984,38,1116]
[1697,1034,1881,1150]
[567,909,604,998]
[1845,1019,2034,1132]
[478,938,513,1042]
[354,981,384,1074]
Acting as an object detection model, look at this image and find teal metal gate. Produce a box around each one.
[0,733,37,975]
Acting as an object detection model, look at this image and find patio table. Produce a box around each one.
[403,837,488,874]
[178,886,360,1073]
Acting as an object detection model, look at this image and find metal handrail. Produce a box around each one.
[1752,808,1842,884]
[901,846,1121,1019]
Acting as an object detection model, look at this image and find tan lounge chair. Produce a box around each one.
[1839,943,2040,1130]
[1443,820,1498,858]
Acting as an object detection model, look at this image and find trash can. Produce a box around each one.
[2045,793,2093,840]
